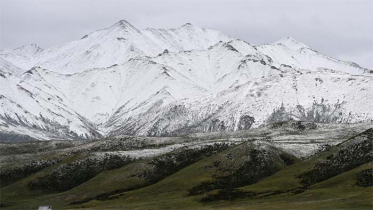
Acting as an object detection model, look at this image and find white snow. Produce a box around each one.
[0,20,372,140]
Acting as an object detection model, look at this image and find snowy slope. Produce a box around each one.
[142,23,230,53]
[0,66,101,140]
[0,20,372,140]
[36,59,208,126]
[107,67,373,136]
[150,40,281,93]
[0,57,24,76]
[0,44,43,70]
[24,39,283,133]
[258,37,370,75]
[0,20,232,74]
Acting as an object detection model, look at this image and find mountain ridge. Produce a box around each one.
[0,20,372,140]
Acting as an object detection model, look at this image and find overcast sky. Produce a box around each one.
[1,0,372,68]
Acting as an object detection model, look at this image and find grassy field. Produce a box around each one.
[0,124,372,209]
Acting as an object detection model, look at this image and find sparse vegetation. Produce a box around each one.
[297,129,372,185]
[144,143,230,183]
[28,154,133,192]
[0,124,371,209]
[0,158,60,187]
[356,168,373,187]
[189,148,297,196]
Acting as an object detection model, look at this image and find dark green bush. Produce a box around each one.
[28,154,133,192]
[0,159,60,187]
[356,169,373,187]
[297,129,372,185]
[145,143,229,183]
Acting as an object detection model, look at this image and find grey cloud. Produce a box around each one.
[0,0,372,68]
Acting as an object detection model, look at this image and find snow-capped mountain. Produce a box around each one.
[258,37,369,75]
[108,67,373,136]
[0,20,232,74]
[0,20,372,140]
[0,44,44,71]
[0,58,24,76]
[0,66,101,140]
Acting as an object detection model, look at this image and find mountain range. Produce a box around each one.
[0,20,372,140]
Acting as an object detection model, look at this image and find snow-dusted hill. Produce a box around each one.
[0,20,372,140]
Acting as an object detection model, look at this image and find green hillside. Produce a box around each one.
[0,124,372,209]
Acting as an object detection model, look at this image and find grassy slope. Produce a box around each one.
[1,127,372,209]
[73,162,372,210]
[0,153,85,209]
[73,129,373,209]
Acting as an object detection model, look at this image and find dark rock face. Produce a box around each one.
[267,103,289,123]
[237,115,255,130]
[267,101,349,124]
[297,102,345,123]
[225,44,239,53]
[208,119,226,132]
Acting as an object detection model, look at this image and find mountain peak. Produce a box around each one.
[12,43,43,54]
[181,23,194,28]
[114,19,131,25]
[111,19,138,29]
[274,37,309,50]
[14,43,41,50]
[109,19,142,34]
